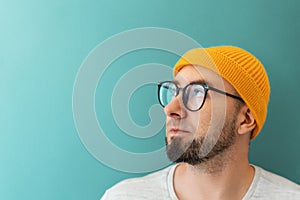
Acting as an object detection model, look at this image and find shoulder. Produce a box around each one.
[101,164,176,200]
[251,165,300,199]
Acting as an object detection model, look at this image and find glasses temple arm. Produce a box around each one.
[208,86,244,102]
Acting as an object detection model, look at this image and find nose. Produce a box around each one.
[164,94,187,119]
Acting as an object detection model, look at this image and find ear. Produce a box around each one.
[237,106,256,136]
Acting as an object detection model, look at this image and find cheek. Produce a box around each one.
[189,110,211,138]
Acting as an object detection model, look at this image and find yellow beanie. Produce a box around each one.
[173,46,270,139]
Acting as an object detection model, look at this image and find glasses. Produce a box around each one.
[157,81,244,112]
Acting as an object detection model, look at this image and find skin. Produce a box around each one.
[164,65,257,200]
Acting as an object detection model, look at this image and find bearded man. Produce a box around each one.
[101,46,300,200]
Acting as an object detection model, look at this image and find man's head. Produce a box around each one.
[158,46,270,167]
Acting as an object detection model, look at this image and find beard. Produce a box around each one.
[165,114,237,166]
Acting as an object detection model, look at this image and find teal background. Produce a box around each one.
[1,0,299,199]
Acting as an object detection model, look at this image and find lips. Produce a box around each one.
[169,128,189,135]
[166,120,190,137]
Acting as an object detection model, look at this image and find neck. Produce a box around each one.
[173,145,254,200]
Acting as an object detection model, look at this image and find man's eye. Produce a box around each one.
[193,89,203,97]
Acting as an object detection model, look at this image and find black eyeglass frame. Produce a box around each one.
[157,81,244,112]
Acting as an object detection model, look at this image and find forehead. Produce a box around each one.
[174,65,234,91]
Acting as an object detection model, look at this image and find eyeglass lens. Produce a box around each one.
[158,82,206,111]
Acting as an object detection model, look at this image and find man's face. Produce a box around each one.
[164,65,241,165]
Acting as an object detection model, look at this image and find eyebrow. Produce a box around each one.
[172,79,213,86]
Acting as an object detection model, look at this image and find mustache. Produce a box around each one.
[166,120,191,131]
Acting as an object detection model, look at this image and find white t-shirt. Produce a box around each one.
[101,164,300,200]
